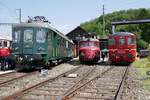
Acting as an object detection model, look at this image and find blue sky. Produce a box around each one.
[0,0,150,37]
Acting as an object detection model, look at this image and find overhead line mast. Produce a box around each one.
[102,4,105,38]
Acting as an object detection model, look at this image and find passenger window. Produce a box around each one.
[24,29,33,42]
[66,41,68,48]
[36,28,46,43]
[128,37,135,45]
[14,30,21,42]
[119,38,125,45]
[0,41,2,47]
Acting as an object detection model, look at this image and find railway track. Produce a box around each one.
[2,65,110,100]
[62,66,129,100]
[0,63,129,100]
[0,72,27,85]
[1,64,81,100]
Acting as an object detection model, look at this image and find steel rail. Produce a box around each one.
[0,71,37,86]
[62,66,114,100]
[61,65,97,98]
[113,66,129,100]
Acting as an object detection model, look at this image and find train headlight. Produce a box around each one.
[29,57,34,62]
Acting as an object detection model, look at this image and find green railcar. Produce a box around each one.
[11,16,74,70]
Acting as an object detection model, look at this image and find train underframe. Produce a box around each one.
[10,54,73,71]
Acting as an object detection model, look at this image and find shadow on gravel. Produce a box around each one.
[67,59,80,66]
[17,68,38,73]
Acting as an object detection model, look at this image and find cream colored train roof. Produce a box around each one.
[0,35,12,41]
[13,22,73,44]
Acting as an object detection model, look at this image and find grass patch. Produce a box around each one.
[132,58,150,90]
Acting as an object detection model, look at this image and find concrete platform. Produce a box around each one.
[0,70,15,75]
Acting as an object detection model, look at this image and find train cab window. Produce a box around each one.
[3,41,7,47]
[36,28,46,43]
[88,42,99,47]
[109,38,115,46]
[24,29,33,42]
[0,41,2,47]
[128,37,135,45]
[80,42,88,47]
[14,30,21,42]
[119,38,125,45]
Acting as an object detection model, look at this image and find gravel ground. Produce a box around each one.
[122,66,150,100]
[0,62,79,98]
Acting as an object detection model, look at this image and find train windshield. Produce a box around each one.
[128,37,136,45]
[0,40,8,48]
[36,28,46,43]
[118,38,125,45]
[24,29,33,42]
[14,30,21,42]
[80,42,99,47]
[0,40,2,47]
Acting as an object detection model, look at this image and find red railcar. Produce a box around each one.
[108,32,136,65]
[79,38,100,63]
[0,38,12,70]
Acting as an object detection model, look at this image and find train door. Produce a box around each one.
[47,30,53,57]
[34,28,47,54]
[13,28,23,54]
[22,28,34,54]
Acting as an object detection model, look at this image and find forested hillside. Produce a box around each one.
[80,8,150,50]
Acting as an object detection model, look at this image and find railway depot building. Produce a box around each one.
[66,26,89,56]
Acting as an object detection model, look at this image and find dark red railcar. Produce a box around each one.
[79,38,100,63]
[108,32,136,65]
[0,38,12,70]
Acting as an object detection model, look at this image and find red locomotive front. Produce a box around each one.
[0,39,12,70]
[108,32,136,65]
[79,39,100,63]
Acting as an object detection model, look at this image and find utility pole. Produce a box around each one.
[16,8,21,23]
[102,4,105,38]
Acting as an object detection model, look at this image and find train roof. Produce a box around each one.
[80,38,99,42]
[0,35,12,41]
[13,22,73,44]
[110,32,135,36]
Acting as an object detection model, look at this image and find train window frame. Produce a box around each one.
[128,37,136,45]
[36,28,46,43]
[79,42,88,47]
[3,41,7,47]
[108,38,115,46]
[0,40,2,47]
[13,29,21,43]
[119,38,125,46]
[66,41,68,48]
[24,29,33,43]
